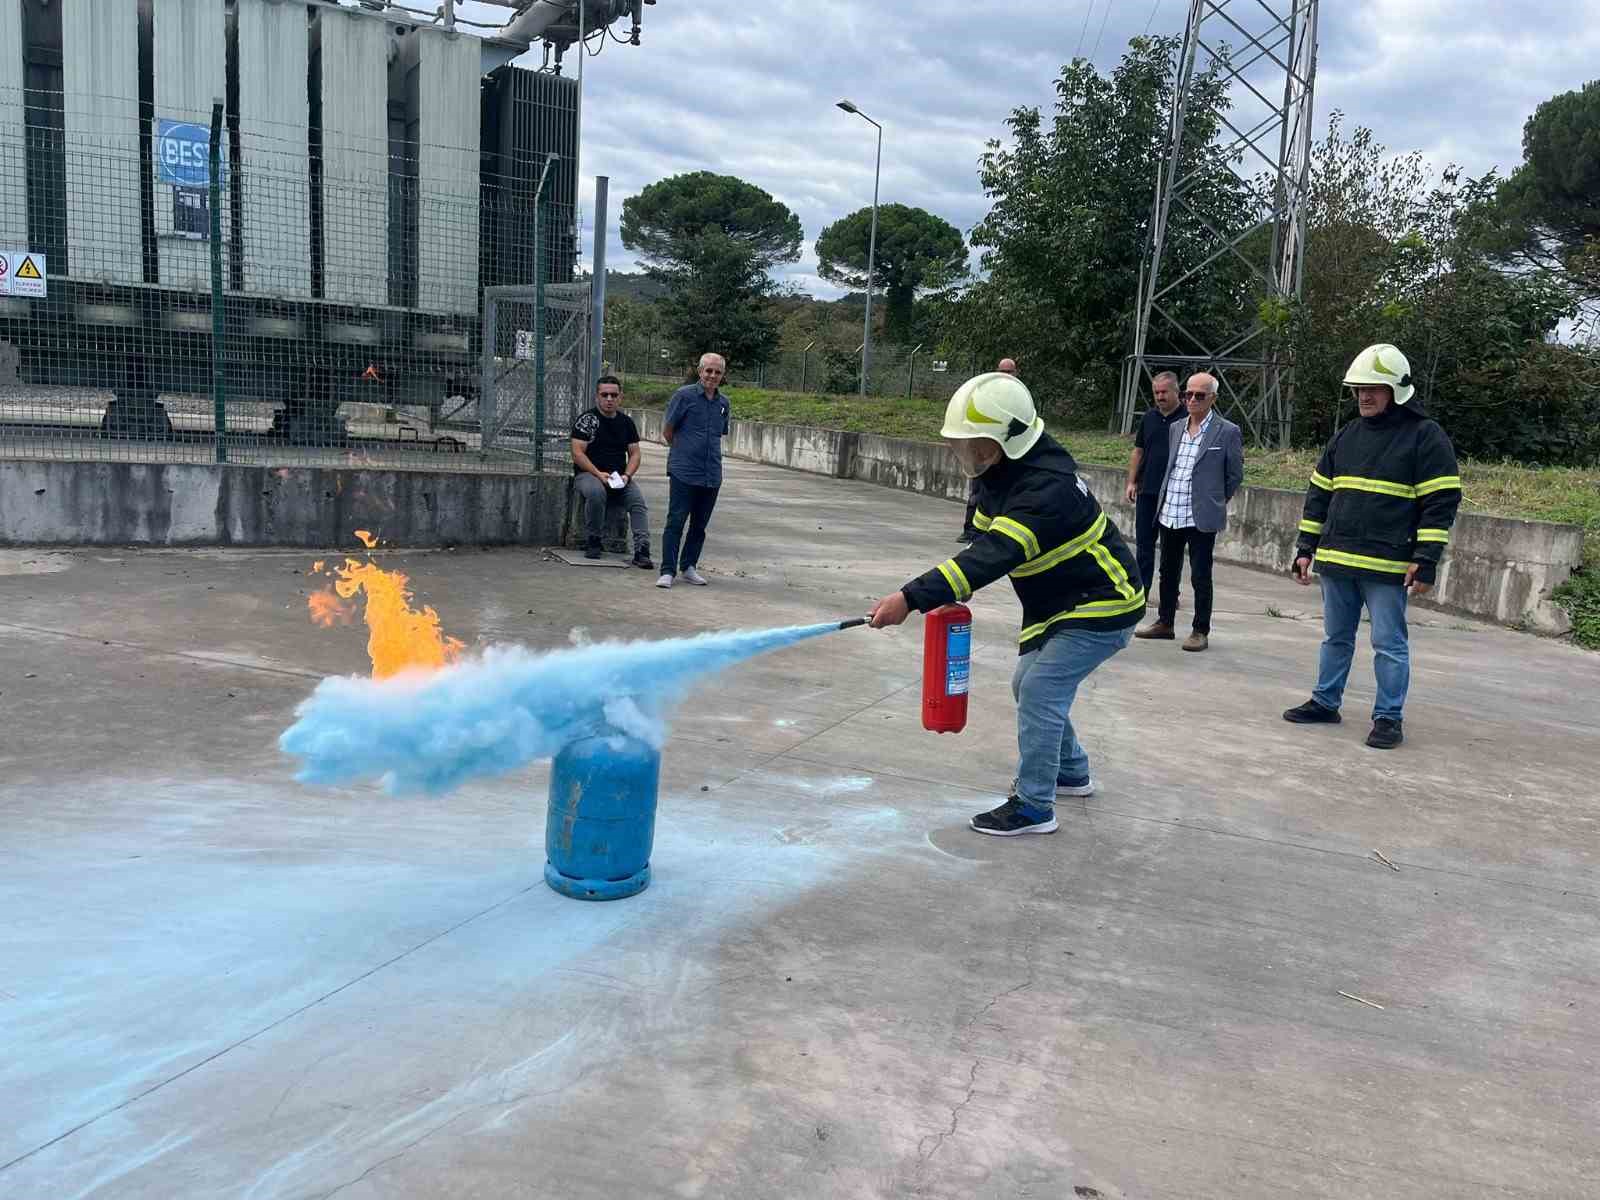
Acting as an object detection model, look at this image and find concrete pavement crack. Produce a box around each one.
[915,1059,982,1167]
[312,1109,477,1200]
[266,1049,341,1125]
[966,980,1031,1029]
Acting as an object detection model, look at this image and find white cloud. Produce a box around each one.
[457,0,1600,295]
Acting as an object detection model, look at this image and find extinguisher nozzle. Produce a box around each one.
[837,617,868,630]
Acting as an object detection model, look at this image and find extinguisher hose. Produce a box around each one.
[837,617,869,630]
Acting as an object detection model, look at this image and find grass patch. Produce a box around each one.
[1553,572,1600,648]
[628,378,1600,582]
[629,378,952,442]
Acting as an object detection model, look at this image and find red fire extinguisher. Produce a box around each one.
[922,603,972,733]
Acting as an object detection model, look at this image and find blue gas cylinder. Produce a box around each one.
[544,730,660,901]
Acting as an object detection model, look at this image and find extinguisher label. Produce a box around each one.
[945,623,971,695]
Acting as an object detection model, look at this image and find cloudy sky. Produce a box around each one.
[455,0,1600,296]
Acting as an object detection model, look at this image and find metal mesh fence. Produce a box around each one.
[0,58,581,475]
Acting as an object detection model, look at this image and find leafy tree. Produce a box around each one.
[815,205,967,344]
[1471,81,1600,306]
[1277,115,1595,463]
[1501,80,1600,253]
[948,36,1257,418]
[653,231,787,368]
[621,172,804,367]
[621,171,803,274]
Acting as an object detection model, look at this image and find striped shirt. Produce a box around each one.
[1159,409,1214,530]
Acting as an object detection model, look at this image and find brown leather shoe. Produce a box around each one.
[1135,620,1176,640]
[1182,631,1209,652]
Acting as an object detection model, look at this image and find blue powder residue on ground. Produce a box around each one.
[279,622,843,796]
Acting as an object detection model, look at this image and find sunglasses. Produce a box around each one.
[1182,390,1213,400]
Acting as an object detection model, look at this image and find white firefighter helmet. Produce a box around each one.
[942,372,1045,460]
[1344,343,1415,406]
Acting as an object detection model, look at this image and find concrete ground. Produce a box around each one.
[2,443,1597,1199]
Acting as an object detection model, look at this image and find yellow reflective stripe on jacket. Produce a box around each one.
[1311,474,1460,500]
[1331,475,1417,499]
[936,558,973,601]
[1017,592,1148,643]
[1314,548,1410,574]
[990,515,1040,560]
[1010,513,1105,578]
[972,510,993,531]
[1415,528,1450,544]
[1298,519,1324,535]
[1088,541,1138,600]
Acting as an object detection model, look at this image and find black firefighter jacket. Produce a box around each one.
[1295,401,1462,586]
[903,434,1146,653]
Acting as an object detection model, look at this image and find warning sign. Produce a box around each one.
[0,250,46,298]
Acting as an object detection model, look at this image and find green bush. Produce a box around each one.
[1553,571,1600,649]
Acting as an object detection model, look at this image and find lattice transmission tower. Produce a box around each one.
[1119,0,1319,447]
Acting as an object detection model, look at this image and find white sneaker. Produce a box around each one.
[681,566,709,586]
[655,573,674,589]
[1056,777,1097,798]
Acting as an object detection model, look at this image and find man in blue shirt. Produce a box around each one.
[657,352,732,589]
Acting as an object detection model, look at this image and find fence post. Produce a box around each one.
[208,98,226,463]
[480,292,498,450]
[907,343,922,399]
[531,154,557,472]
[588,175,608,397]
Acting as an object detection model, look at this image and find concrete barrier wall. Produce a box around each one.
[0,460,568,548]
[632,408,1582,634]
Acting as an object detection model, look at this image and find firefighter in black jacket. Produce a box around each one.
[1283,343,1462,749]
[870,373,1145,836]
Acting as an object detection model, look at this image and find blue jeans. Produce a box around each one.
[1011,627,1133,809]
[1313,574,1410,720]
[660,476,720,576]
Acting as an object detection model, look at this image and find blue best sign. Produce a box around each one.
[155,120,226,188]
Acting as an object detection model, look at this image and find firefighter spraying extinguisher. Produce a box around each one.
[867,371,1146,836]
[921,603,971,733]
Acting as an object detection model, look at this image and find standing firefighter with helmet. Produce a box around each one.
[869,373,1146,836]
[1283,344,1462,749]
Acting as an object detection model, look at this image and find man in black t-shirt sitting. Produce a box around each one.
[571,376,654,568]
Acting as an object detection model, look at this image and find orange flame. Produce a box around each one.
[306,532,464,679]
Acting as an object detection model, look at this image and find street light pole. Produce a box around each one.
[837,99,881,398]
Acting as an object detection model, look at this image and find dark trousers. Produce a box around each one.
[1158,524,1216,633]
[661,476,720,575]
[1134,492,1161,592]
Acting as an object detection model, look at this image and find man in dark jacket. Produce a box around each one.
[1122,370,1187,590]
[870,372,1145,836]
[1283,343,1462,749]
